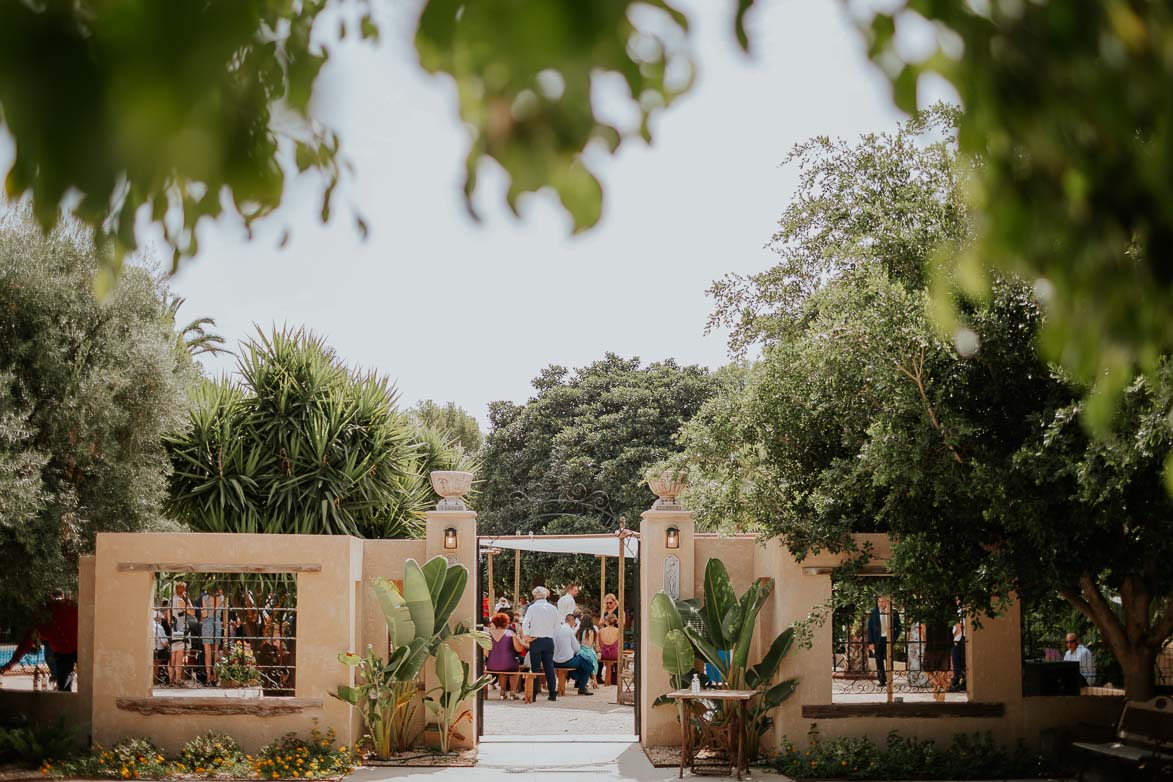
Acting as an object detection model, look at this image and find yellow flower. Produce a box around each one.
[121,768,130,778]
[271,774,278,780]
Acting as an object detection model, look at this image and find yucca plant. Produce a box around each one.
[165,326,428,538]
[334,556,489,757]
[650,558,798,760]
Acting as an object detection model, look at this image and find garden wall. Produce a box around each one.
[86,533,432,754]
[640,524,1122,754]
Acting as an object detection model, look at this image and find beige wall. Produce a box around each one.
[90,533,369,753]
[641,530,1120,753]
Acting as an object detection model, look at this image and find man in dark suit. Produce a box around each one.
[866,595,901,688]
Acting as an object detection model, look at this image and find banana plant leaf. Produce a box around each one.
[704,559,738,649]
[682,622,728,679]
[760,678,798,710]
[650,592,686,647]
[732,578,774,671]
[720,603,742,646]
[421,556,447,605]
[661,629,695,677]
[435,644,463,693]
[404,559,435,640]
[389,637,430,681]
[746,627,794,689]
[433,564,468,629]
[373,577,416,647]
[333,684,359,704]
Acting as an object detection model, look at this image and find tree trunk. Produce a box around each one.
[1059,574,1168,700]
[1119,646,1158,700]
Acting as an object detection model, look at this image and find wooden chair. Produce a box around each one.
[618,650,636,705]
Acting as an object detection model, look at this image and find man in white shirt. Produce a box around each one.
[557,584,579,619]
[1063,632,1097,686]
[522,586,561,701]
[553,614,594,695]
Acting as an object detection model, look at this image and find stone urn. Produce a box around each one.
[647,470,686,509]
[429,470,474,510]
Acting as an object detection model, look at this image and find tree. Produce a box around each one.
[682,119,1173,698]
[406,400,483,455]
[165,327,428,539]
[0,1,754,276]
[857,2,1173,427]
[165,295,229,359]
[477,353,718,604]
[0,213,195,626]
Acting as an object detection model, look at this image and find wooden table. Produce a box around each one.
[667,688,756,780]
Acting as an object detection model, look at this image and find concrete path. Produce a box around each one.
[346,740,793,781]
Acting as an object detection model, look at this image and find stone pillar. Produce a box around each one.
[424,471,479,749]
[639,472,696,746]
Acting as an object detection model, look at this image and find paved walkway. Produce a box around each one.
[482,684,636,736]
[347,740,792,781]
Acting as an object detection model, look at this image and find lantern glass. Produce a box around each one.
[666,526,680,549]
[444,526,458,550]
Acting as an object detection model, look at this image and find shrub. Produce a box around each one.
[0,718,76,766]
[46,737,170,779]
[253,728,355,779]
[772,725,1053,780]
[178,731,248,776]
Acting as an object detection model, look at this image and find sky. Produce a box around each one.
[44,2,951,428]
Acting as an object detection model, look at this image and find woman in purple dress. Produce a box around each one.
[485,612,526,700]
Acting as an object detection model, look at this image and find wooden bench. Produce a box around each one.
[486,669,569,702]
[599,658,619,685]
[1073,696,1172,781]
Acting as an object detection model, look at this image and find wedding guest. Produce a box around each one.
[553,615,593,695]
[485,612,526,699]
[522,586,561,701]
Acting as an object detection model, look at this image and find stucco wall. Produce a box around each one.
[642,527,1119,754]
[90,533,368,754]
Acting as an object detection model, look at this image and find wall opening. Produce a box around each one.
[151,572,297,697]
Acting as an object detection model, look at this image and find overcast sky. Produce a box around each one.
[18,2,952,427]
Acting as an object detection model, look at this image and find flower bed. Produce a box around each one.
[40,730,355,780]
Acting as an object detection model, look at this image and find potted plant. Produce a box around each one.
[215,642,261,688]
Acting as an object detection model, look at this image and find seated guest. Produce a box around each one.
[1064,632,1097,686]
[485,612,526,699]
[598,615,621,683]
[600,593,618,624]
[553,614,594,695]
[576,610,600,687]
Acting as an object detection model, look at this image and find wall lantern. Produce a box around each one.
[665,526,680,550]
[444,526,459,550]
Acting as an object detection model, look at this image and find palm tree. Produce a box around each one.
[164,293,229,357]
